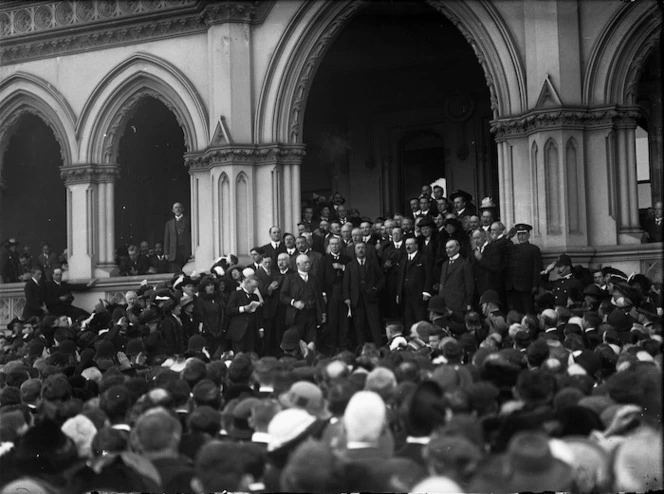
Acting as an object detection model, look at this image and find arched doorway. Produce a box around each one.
[0,114,66,257]
[115,96,189,252]
[301,1,497,218]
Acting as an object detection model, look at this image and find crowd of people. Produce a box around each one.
[0,186,662,493]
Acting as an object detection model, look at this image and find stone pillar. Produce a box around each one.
[60,165,97,279]
[96,165,120,275]
[614,113,643,243]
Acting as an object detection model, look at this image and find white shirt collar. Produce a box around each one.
[251,432,270,443]
[449,253,460,261]
[175,214,183,221]
[394,241,402,248]
[298,270,308,279]
[406,436,430,444]
[271,241,280,248]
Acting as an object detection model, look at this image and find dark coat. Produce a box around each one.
[342,258,385,307]
[22,278,45,319]
[160,314,186,355]
[44,280,89,315]
[397,251,433,301]
[439,256,475,312]
[195,293,225,337]
[320,253,352,297]
[479,236,512,292]
[505,242,542,292]
[164,216,192,262]
[226,288,262,343]
[118,255,150,276]
[255,266,280,319]
[279,272,325,325]
[261,242,287,263]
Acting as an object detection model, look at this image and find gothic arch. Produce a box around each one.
[0,72,77,167]
[255,0,526,144]
[78,52,209,164]
[584,1,662,106]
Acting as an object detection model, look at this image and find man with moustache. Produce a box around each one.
[381,227,407,319]
[320,237,352,352]
[343,242,385,347]
[397,237,433,330]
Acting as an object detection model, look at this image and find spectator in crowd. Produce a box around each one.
[118,244,150,276]
[642,200,662,243]
[0,182,662,494]
[36,242,60,281]
[44,267,96,320]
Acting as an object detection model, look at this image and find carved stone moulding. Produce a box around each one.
[0,1,274,64]
[490,106,642,140]
[60,163,120,185]
[185,144,307,171]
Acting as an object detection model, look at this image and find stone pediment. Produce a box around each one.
[535,75,563,109]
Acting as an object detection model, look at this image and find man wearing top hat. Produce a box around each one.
[505,224,542,315]
[450,190,476,220]
[416,216,438,271]
[541,253,584,307]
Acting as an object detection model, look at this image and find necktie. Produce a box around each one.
[450,258,455,265]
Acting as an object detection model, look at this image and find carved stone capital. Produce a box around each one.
[186,144,307,171]
[490,106,642,140]
[201,1,255,25]
[60,163,120,185]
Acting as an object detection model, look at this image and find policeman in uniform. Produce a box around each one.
[541,253,584,307]
[505,223,542,315]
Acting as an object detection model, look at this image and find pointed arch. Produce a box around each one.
[584,1,662,106]
[255,0,526,144]
[78,52,209,164]
[565,137,581,233]
[235,172,250,255]
[544,138,561,235]
[0,72,77,167]
[219,172,231,257]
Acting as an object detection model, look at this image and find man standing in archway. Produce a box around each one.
[164,202,191,273]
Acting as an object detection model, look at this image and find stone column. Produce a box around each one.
[96,165,120,274]
[614,112,643,243]
[186,152,212,272]
[60,164,97,279]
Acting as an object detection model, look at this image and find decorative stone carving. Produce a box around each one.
[0,0,273,64]
[0,107,69,165]
[60,163,120,185]
[102,89,191,162]
[185,144,307,171]
[288,1,368,143]
[490,106,642,140]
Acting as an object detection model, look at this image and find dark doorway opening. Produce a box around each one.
[302,1,496,218]
[1,114,66,257]
[115,96,189,252]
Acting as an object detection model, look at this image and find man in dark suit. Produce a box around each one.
[261,226,286,264]
[343,243,385,347]
[642,200,663,243]
[320,237,352,352]
[345,228,377,264]
[360,221,380,246]
[164,202,192,272]
[295,236,323,279]
[438,239,474,321]
[478,222,512,307]
[22,266,45,320]
[380,227,406,319]
[44,267,96,320]
[470,228,490,305]
[280,254,326,346]
[118,244,150,276]
[226,276,263,353]
[397,238,433,331]
[148,242,170,274]
[272,253,294,350]
[249,246,265,274]
[256,256,281,355]
[416,217,437,273]
[505,224,542,315]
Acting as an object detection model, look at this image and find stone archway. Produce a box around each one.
[255,0,526,228]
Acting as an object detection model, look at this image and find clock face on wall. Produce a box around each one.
[445,92,475,122]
